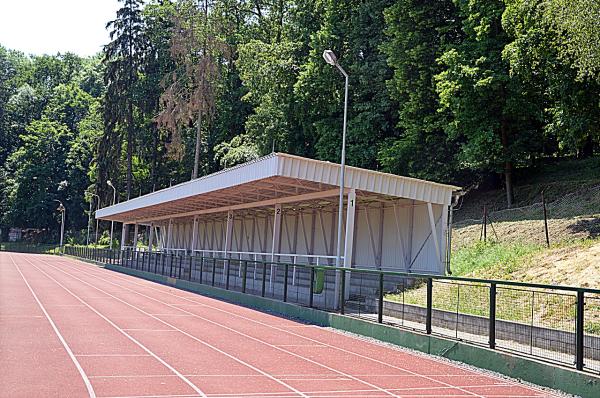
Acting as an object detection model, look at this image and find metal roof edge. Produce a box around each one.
[274,152,461,191]
[97,153,278,218]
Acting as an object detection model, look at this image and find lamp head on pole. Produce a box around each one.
[107,180,113,188]
[57,203,65,212]
[322,50,338,66]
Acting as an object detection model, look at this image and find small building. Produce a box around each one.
[97,153,460,275]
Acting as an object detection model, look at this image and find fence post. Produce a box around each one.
[576,291,585,371]
[242,261,247,293]
[378,273,384,323]
[199,256,204,283]
[225,259,231,290]
[261,262,267,297]
[309,267,315,308]
[211,258,216,286]
[483,205,487,242]
[340,269,346,314]
[426,278,433,334]
[542,191,550,248]
[178,255,183,279]
[188,256,193,281]
[283,264,289,302]
[489,283,497,349]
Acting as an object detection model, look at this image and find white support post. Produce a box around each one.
[427,202,442,268]
[133,224,139,251]
[343,189,356,299]
[224,211,234,256]
[440,203,449,266]
[190,216,198,255]
[223,211,234,281]
[166,219,173,254]
[148,222,154,252]
[121,223,128,249]
[270,204,282,289]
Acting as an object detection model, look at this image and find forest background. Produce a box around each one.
[0,0,598,242]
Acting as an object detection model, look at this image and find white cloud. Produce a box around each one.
[0,0,122,56]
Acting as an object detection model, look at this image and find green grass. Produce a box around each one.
[449,240,542,277]
[387,239,600,333]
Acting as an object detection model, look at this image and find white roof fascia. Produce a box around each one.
[276,154,458,206]
[97,153,459,220]
[97,155,279,219]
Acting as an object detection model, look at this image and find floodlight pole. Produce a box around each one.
[335,68,349,269]
[323,51,349,270]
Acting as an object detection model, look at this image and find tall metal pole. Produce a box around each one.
[335,69,349,269]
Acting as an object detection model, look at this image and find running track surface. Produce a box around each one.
[0,253,560,398]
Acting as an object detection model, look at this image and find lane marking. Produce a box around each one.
[35,257,307,398]
[122,329,178,332]
[73,269,483,397]
[8,254,96,398]
[61,258,554,398]
[76,354,152,357]
[49,262,400,398]
[21,256,207,398]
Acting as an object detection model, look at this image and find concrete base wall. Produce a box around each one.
[102,263,600,398]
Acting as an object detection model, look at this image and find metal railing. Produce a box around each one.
[45,246,600,375]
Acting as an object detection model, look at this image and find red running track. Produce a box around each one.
[0,252,561,398]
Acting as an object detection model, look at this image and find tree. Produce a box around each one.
[295,0,396,169]
[103,0,148,200]
[2,119,73,232]
[545,0,600,81]
[503,0,600,159]
[380,0,463,182]
[157,0,227,180]
[139,0,176,191]
[435,0,542,206]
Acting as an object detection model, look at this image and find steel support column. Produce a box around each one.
[270,204,282,289]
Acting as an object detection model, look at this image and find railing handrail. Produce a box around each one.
[65,245,600,295]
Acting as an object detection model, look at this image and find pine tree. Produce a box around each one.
[103,0,148,200]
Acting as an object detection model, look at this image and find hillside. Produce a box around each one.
[448,157,600,286]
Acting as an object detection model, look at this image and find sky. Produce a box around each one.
[0,0,122,57]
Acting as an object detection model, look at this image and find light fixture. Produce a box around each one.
[322,50,337,66]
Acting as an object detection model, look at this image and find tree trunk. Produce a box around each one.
[500,118,514,208]
[192,113,203,180]
[581,134,594,158]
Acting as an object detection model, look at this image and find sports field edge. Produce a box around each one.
[86,259,598,397]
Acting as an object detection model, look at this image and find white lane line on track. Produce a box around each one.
[67,263,493,397]
[48,261,402,398]
[65,260,536,396]
[76,354,152,357]
[20,256,207,398]
[8,254,97,398]
[32,257,308,398]
[64,257,553,398]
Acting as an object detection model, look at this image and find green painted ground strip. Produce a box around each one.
[100,262,599,397]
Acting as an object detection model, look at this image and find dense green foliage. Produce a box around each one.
[0,0,599,242]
